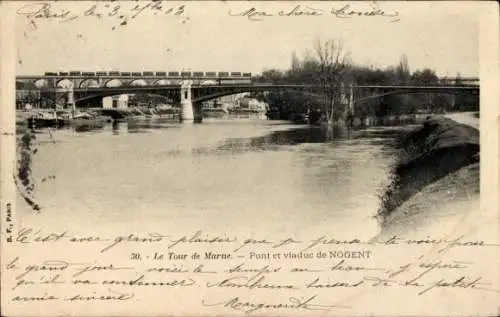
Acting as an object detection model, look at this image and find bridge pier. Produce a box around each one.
[180,81,194,123]
[193,102,203,123]
[67,88,75,114]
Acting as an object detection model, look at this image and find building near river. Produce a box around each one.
[237,97,268,112]
[103,94,129,109]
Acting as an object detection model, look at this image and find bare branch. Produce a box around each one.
[310,38,352,121]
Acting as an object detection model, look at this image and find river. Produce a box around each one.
[16,116,408,240]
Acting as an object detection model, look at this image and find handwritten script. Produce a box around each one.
[229,3,401,22]
[3,228,499,315]
[16,0,188,30]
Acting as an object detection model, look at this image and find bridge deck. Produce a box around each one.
[70,84,479,91]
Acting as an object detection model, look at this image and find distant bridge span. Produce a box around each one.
[192,84,479,104]
[70,83,479,105]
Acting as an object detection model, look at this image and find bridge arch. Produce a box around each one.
[104,79,123,87]
[74,90,179,106]
[152,79,173,86]
[129,79,148,87]
[56,79,74,89]
[79,79,101,89]
[33,79,49,89]
[192,86,324,104]
[129,92,178,104]
[201,80,217,85]
[354,88,479,104]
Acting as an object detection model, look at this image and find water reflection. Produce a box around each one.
[193,125,405,157]
[110,118,181,135]
[73,123,107,133]
[18,117,406,239]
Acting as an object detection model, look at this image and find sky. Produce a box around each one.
[11,1,480,77]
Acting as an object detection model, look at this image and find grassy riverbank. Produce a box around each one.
[376,116,480,237]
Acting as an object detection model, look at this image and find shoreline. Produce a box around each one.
[375,114,480,239]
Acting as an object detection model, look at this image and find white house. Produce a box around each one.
[103,95,129,109]
[239,97,268,112]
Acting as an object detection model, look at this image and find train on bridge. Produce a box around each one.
[43,71,252,78]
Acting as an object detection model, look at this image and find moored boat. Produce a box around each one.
[28,110,112,128]
[28,111,67,128]
[69,111,112,124]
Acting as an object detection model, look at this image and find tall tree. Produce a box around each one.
[290,51,300,72]
[452,72,464,111]
[312,38,351,123]
[396,54,410,84]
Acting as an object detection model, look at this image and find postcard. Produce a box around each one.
[1,1,499,316]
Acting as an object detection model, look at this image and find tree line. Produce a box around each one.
[250,40,478,122]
